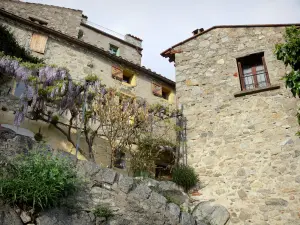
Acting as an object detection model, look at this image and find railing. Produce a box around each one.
[240,70,270,91]
[84,20,125,40]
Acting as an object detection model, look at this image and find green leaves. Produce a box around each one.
[0,146,80,210]
[172,164,198,192]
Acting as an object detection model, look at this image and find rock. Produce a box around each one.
[280,138,294,146]
[161,190,189,205]
[295,175,300,183]
[148,191,167,209]
[167,203,180,221]
[118,175,134,193]
[76,160,100,177]
[180,212,196,225]
[239,209,250,221]
[217,59,225,64]
[130,184,152,200]
[94,168,117,185]
[265,198,288,206]
[36,208,94,225]
[20,211,31,223]
[0,204,23,225]
[158,181,181,191]
[192,201,230,225]
[237,189,247,200]
[237,168,246,176]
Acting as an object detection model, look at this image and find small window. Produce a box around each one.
[152,83,171,101]
[237,52,270,91]
[30,33,48,54]
[14,81,26,98]
[123,69,135,86]
[162,87,171,100]
[109,44,119,56]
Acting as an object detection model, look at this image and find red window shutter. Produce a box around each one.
[30,33,48,54]
[112,66,123,80]
[237,62,246,91]
[262,56,270,86]
[152,83,162,96]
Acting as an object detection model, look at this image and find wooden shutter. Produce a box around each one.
[30,33,48,54]
[152,83,162,96]
[262,56,270,86]
[112,66,123,80]
[237,62,246,91]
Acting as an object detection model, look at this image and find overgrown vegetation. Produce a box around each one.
[93,205,114,219]
[0,25,43,63]
[275,26,300,135]
[131,136,176,177]
[0,146,79,210]
[172,164,198,192]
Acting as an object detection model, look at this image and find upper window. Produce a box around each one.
[111,66,136,86]
[30,33,48,54]
[237,53,270,91]
[152,83,171,101]
[109,44,119,56]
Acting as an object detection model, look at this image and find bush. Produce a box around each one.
[0,146,79,210]
[172,164,198,192]
[93,205,114,219]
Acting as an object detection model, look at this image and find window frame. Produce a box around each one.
[109,44,119,56]
[237,53,270,91]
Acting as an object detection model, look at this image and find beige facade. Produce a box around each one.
[0,3,175,169]
[162,25,300,225]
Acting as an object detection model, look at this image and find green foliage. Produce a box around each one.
[275,26,300,97]
[93,205,114,219]
[85,74,99,83]
[172,164,198,192]
[0,25,43,63]
[0,146,79,210]
[130,136,176,176]
[51,115,59,125]
[34,132,43,142]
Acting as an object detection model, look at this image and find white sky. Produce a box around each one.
[24,0,300,81]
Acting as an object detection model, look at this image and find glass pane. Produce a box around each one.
[256,65,267,87]
[243,66,254,90]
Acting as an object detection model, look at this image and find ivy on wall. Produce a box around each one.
[0,24,43,63]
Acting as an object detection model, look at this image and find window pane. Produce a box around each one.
[14,82,26,98]
[243,66,254,90]
[256,65,267,88]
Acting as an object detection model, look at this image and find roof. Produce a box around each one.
[0,8,175,87]
[161,23,300,62]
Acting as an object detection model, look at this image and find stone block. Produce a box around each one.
[118,175,134,194]
[94,168,117,185]
[265,198,288,206]
[180,212,196,225]
[167,203,180,221]
[130,184,152,200]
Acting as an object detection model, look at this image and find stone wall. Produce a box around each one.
[0,0,83,37]
[0,131,230,225]
[174,26,300,225]
[0,15,174,105]
[81,24,142,65]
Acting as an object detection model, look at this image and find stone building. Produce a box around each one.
[162,24,300,225]
[0,1,175,168]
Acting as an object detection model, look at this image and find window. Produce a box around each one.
[30,33,48,54]
[109,44,119,56]
[112,66,136,86]
[14,81,26,98]
[237,53,270,91]
[152,83,171,101]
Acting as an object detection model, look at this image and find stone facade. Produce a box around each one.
[0,0,83,37]
[0,13,175,105]
[167,26,300,225]
[81,24,142,65]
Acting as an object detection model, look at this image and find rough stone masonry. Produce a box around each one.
[171,26,300,225]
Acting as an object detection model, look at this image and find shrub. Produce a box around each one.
[0,146,79,210]
[34,128,43,142]
[93,205,114,219]
[172,164,198,192]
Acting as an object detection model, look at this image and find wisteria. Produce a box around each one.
[0,55,101,127]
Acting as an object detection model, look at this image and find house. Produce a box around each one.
[162,24,300,225]
[0,1,176,168]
